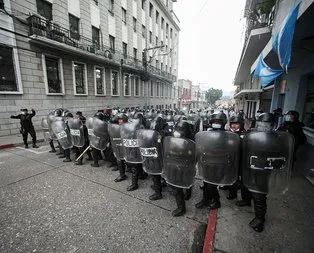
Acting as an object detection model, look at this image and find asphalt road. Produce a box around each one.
[0,145,208,253]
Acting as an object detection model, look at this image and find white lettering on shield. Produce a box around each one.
[56,131,67,140]
[70,129,81,136]
[123,139,139,147]
[88,129,95,136]
[140,147,158,157]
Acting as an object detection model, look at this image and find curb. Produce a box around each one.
[0,139,45,150]
[203,209,218,253]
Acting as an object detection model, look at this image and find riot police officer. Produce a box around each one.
[226,115,252,206]
[195,112,228,210]
[11,108,39,148]
[167,120,195,216]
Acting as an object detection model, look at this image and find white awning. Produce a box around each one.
[234,89,263,98]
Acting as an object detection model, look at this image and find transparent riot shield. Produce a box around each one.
[108,123,124,160]
[137,129,163,175]
[121,121,143,164]
[195,131,240,186]
[67,118,85,147]
[41,117,51,142]
[47,113,57,140]
[163,136,196,188]
[51,118,73,149]
[86,117,109,151]
[242,131,294,194]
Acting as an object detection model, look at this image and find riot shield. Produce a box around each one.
[67,118,84,147]
[242,131,294,194]
[51,118,73,149]
[93,117,109,138]
[163,136,196,188]
[195,131,240,186]
[47,113,57,140]
[108,123,124,160]
[121,121,143,163]
[86,117,109,151]
[137,129,163,175]
[41,117,51,142]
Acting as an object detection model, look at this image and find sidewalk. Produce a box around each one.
[0,133,45,149]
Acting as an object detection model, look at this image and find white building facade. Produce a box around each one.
[0,0,180,136]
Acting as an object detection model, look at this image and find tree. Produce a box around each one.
[206,88,223,105]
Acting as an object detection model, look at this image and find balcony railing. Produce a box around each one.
[27,15,176,82]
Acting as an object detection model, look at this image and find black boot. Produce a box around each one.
[114,160,127,182]
[172,188,186,217]
[138,166,148,180]
[227,185,237,200]
[236,184,252,206]
[91,148,99,167]
[195,182,211,209]
[184,187,192,200]
[149,175,162,201]
[49,140,56,153]
[127,166,139,191]
[250,193,267,232]
[209,185,221,210]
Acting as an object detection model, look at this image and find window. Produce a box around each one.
[149,3,153,17]
[170,28,173,38]
[111,70,119,96]
[72,62,88,95]
[142,0,146,10]
[92,26,100,49]
[42,55,64,95]
[161,17,164,29]
[69,14,80,39]
[156,36,158,45]
[166,23,169,35]
[156,59,159,69]
[134,76,140,96]
[133,48,137,61]
[149,31,152,43]
[133,17,137,32]
[150,80,154,97]
[156,11,159,24]
[109,35,115,52]
[166,64,168,72]
[122,8,126,24]
[161,62,163,71]
[109,0,114,14]
[0,46,21,93]
[123,42,127,58]
[94,66,106,95]
[170,66,172,73]
[124,73,131,96]
[142,80,145,97]
[142,25,146,38]
[36,0,52,20]
[161,83,164,97]
[93,0,98,5]
[156,82,159,97]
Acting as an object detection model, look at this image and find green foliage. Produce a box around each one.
[205,88,223,105]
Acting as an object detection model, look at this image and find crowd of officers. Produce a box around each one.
[42,107,306,233]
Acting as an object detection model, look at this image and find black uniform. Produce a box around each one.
[11,109,38,148]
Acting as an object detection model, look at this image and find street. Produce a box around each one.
[0,145,207,253]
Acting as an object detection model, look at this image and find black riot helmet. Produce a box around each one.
[173,120,192,139]
[229,115,244,132]
[210,112,227,130]
[63,111,73,118]
[150,115,165,131]
[256,113,275,131]
[111,113,128,125]
[54,108,63,117]
[94,111,105,121]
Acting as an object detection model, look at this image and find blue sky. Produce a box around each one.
[173,0,246,92]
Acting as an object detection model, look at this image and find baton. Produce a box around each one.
[75,145,91,162]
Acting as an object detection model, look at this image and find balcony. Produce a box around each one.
[27,15,175,83]
[147,65,177,82]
